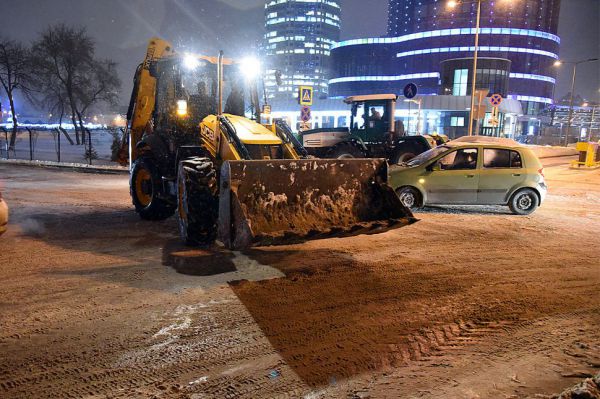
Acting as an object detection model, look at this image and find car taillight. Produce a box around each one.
[538,168,545,178]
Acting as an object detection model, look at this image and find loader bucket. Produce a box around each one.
[218,159,417,250]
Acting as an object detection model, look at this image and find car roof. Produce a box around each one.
[447,136,525,149]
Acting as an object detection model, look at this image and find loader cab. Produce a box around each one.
[347,94,397,144]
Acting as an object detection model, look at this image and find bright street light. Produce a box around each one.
[240,57,261,80]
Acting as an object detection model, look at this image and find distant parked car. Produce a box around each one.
[0,191,7,236]
[390,137,547,215]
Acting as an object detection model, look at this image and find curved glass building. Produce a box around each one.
[330,0,561,115]
[263,0,341,101]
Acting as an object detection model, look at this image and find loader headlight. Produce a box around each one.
[176,100,188,117]
[241,57,261,80]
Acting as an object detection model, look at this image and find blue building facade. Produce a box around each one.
[263,0,341,101]
[330,0,562,115]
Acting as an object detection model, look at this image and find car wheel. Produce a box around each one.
[395,186,421,210]
[509,188,539,215]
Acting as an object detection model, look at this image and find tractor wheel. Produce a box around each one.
[177,157,219,246]
[390,149,417,165]
[130,157,175,220]
[327,142,366,159]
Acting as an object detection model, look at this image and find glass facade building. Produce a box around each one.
[440,58,511,97]
[263,0,341,102]
[330,0,562,115]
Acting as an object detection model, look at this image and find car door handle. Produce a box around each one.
[465,174,475,178]
[512,174,521,177]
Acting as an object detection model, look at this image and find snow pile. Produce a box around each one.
[552,373,600,399]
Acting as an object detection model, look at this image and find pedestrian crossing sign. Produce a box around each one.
[299,86,313,106]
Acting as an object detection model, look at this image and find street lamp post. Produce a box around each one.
[468,0,482,136]
[555,58,599,146]
[589,104,596,142]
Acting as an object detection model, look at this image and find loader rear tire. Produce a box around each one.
[177,157,219,246]
[130,157,175,220]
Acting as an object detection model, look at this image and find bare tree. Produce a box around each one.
[76,59,120,121]
[32,24,120,145]
[0,38,34,150]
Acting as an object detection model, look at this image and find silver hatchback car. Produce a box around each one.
[390,138,548,215]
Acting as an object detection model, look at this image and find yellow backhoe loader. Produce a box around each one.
[118,38,416,249]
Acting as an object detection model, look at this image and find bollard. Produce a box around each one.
[27,128,33,161]
[571,142,600,169]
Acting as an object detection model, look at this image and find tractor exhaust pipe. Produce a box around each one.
[217,50,224,116]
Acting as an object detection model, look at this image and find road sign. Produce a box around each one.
[403,83,418,99]
[299,86,313,106]
[489,93,503,107]
[300,106,311,123]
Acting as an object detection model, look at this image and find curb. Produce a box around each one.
[0,158,129,175]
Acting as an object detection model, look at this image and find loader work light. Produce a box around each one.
[176,100,188,116]
[183,53,200,70]
[241,57,261,80]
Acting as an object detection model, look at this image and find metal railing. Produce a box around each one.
[0,127,125,166]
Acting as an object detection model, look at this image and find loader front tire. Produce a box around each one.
[177,157,219,246]
[130,157,175,220]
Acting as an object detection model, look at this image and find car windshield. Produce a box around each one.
[405,145,451,167]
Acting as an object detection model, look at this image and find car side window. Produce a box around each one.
[510,151,523,168]
[484,149,523,169]
[438,148,478,170]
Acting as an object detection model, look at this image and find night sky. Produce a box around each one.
[0,0,598,109]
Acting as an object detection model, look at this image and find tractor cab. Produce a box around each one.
[302,93,429,162]
[346,94,400,143]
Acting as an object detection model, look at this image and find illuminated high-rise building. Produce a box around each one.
[263,0,341,102]
[331,0,562,116]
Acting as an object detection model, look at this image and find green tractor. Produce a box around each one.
[301,94,436,164]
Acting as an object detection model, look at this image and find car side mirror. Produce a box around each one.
[428,163,442,172]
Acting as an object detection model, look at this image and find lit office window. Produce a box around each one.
[453,69,468,96]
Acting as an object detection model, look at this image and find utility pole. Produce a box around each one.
[555,58,599,146]
[565,63,578,146]
[590,105,597,142]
